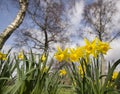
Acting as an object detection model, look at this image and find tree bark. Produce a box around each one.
[0,0,28,50]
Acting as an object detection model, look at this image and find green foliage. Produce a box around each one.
[58,88,75,94]
[0,49,120,94]
[66,56,120,94]
[0,50,62,94]
[0,49,16,93]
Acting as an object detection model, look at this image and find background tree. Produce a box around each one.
[0,0,28,50]
[13,0,76,53]
[82,0,120,42]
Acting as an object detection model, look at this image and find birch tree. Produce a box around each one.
[0,0,28,49]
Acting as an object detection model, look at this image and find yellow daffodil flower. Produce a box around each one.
[54,47,69,62]
[69,48,80,62]
[41,54,46,62]
[84,38,97,57]
[18,51,24,60]
[98,41,110,54]
[76,47,85,57]
[68,47,85,62]
[59,69,67,76]
[0,52,7,61]
[112,72,118,80]
[1,54,7,61]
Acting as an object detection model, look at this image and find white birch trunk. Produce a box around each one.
[0,0,28,49]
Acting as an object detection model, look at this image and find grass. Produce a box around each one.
[58,88,75,94]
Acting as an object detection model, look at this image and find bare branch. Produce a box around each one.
[83,0,118,41]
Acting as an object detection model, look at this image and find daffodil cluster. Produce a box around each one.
[54,37,110,63]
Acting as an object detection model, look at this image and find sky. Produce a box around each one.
[0,0,18,31]
[0,0,120,64]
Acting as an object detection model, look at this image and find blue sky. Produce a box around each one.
[0,0,18,31]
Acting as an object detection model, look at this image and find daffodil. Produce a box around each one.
[0,52,7,61]
[54,47,69,62]
[1,54,7,60]
[112,72,118,80]
[59,69,67,76]
[69,48,79,62]
[97,40,110,54]
[84,38,97,57]
[41,54,46,62]
[18,51,24,60]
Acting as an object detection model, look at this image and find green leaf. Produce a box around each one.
[102,59,120,94]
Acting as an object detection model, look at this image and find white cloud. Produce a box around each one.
[105,38,120,61]
[66,0,84,35]
[104,0,120,62]
[68,1,84,26]
[111,0,120,32]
